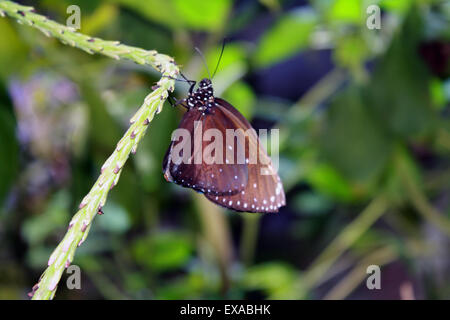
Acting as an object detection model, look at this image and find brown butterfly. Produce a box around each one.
[163,75,285,213]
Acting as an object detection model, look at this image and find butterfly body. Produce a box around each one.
[185,78,215,113]
[163,78,285,213]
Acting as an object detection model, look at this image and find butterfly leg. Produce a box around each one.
[179,72,196,94]
[167,94,178,106]
[167,94,188,110]
[161,74,196,89]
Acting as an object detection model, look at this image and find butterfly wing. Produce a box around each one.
[163,106,248,196]
[163,98,286,213]
[204,98,286,213]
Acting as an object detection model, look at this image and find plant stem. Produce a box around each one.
[0,1,176,75]
[195,195,233,294]
[323,238,432,300]
[278,68,347,151]
[0,0,180,300]
[398,159,450,236]
[30,80,175,300]
[323,246,397,300]
[300,195,388,295]
[240,213,260,267]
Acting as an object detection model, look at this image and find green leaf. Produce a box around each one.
[254,8,317,67]
[96,201,131,233]
[293,191,334,216]
[26,246,54,269]
[380,0,412,13]
[132,231,193,272]
[333,33,369,71]
[81,3,119,35]
[107,0,181,29]
[384,146,422,205]
[318,88,392,186]
[222,81,255,119]
[156,271,207,299]
[77,81,121,149]
[21,191,70,244]
[444,78,450,102]
[430,77,446,109]
[366,6,435,138]
[0,19,28,80]
[259,0,281,12]
[243,262,298,299]
[306,162,354,201]
[173,0,232,31]
[328,0,362,24]
[109,0,231,31]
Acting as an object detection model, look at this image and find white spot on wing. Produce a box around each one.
[276,182,282,195]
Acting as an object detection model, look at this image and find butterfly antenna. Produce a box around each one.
[212,40,226,79]
[194,47,212,80]
[162,77,184,84]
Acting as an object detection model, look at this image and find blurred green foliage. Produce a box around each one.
[0,0,450,300]
[132,231,193,271]
[255,8,317,67]
[0,107,18,203]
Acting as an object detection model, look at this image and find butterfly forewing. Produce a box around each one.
[163,105,248,196]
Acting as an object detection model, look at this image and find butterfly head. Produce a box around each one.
[199,78,212,90]
[197,78,214,98]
